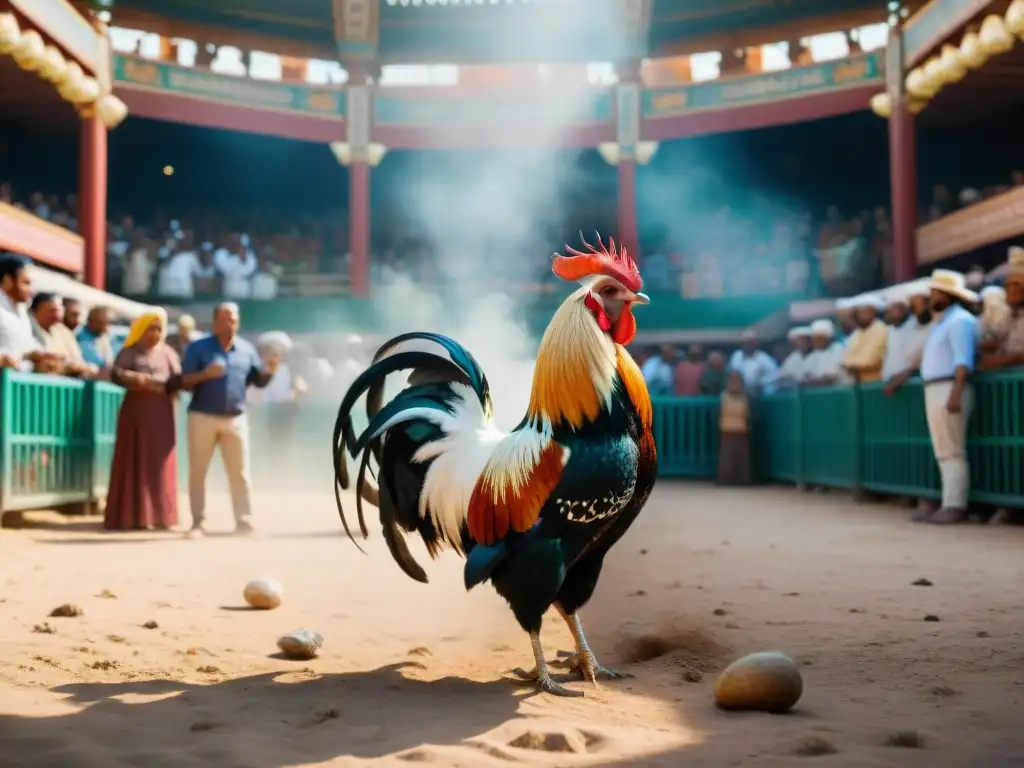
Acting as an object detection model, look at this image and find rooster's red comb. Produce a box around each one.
[551,233,642,293]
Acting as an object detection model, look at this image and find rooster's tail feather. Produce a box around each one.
[332,332,492,583]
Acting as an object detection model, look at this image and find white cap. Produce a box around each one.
[811,319,835,337]
[884,289,908,307]
[905,281,930,299]
[852,293,886,311]
[981,285,1006,301]
[787,326,812,340]
[834,297,854,311]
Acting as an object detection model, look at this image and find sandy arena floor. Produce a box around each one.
[1,482,1023,767]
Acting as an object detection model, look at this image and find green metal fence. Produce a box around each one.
[0,369,124,512]
[2,369,1024,515]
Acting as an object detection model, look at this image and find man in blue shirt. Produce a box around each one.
[916,270,978,525]
[182,302,278,537]
[77,306,114,372]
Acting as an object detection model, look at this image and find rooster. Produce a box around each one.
[332,236,657,697]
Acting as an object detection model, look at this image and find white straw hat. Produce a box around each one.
[929,269,978,303]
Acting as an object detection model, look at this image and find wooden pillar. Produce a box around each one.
[348,159,370,297]
[617,159,639,261]
[616,60,641,259]
[345,63,373,299]
[888,99,918,283]
[79,113,107,289]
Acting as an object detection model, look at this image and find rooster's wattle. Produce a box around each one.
[332,236,657,697]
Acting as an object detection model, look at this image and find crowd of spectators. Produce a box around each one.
[5,168,1024,305]
[638,245,1024,524]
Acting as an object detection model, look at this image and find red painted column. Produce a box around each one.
[348,160,370,297]
[617,159,639,260]
[79,114,108,289]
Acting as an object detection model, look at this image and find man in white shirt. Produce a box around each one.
[640,345,675,396]
[776,326,812,388]
[215,234,258,299]
[728,331,779,395]
[802,319,850,386]
[882,286,932,395]
[159,246,202,298]
[0,255,58,371]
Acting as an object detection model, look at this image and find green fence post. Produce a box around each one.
[794,385,804,488]
[851,383,863,499]
[85,379,98,515]
[0,367,9,514]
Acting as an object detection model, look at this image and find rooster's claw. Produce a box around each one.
[551,651,634,681]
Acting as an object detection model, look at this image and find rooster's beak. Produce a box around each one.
[632,292,650,306]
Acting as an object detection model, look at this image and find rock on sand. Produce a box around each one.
[714,651,803,713]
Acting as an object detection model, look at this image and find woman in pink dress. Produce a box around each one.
[103,311,217,530]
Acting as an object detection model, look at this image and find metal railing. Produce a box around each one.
[2,369,1022,515]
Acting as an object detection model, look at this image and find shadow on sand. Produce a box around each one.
[0,663,524,767]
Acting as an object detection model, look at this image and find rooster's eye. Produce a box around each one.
[600,285,617,297]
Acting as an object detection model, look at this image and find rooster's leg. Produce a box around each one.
[550,605,633,683]
[510,632,584,698]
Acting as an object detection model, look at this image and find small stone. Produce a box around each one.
[793,736,838,756]
[243,578,284,610]
[724,620,739,629]
[639,548,648,555]
[923,614,940,622]
[142,620,159,629]
[886,730,924,748]
[912,578,933,587]
[277,628,324,660]
[32,622,57,634]
[96,588,117,599]
[682,669,703,683]
[49,603,82,618]
[713,608,728,616]
[976,630,991,638]
[714,651,803,713]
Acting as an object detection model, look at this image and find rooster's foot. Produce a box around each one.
[536,672,584,698]
[552,650,634,682]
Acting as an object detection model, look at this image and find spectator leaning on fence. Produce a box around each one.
[0,254,51,371]
[640,345,676,397]
[802,319,849,387]
[980,248,1024,371]
[915,269,978,525]
[843,294,889,383]
[834,297,858,343]
[881,284,932,396]
[699,350,728,396]
[978,285,1010,351]
[673,343,706,397]
[776,326,812,389]
[729,330,779,396]
[77,306,115,372]
[29,293,95,378]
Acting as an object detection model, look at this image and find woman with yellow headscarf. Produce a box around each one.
[103,308,183,531]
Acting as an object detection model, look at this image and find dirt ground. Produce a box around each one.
[1,482,1023,767]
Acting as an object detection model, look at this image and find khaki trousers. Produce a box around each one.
[188,411,252,526]
[924,381,974,510]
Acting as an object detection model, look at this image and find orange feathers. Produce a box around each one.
[616,346,653,430]
[552,234,643,293]
[467,442,565,545]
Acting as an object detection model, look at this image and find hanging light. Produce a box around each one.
[58,61,86,102]
[96,93,128,129]
[74,76,101,104]
[870,92,892,118]
[1006,0,1024,37]
[0,12,21,54]
[367,142,388,167]
[908,99,927,115]
[329,141,351,166]
[978,14,1014,55]
[39,45,68,84]
[597,142,621,165]
[905,67,936,99]
[635,141,660,165]
[938,44,967,83]
[959,31,988,69]
[12,29,46,72]
[922,56,945,91]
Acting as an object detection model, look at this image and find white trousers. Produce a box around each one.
[924,381,973,510]
[187,411,252,525]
